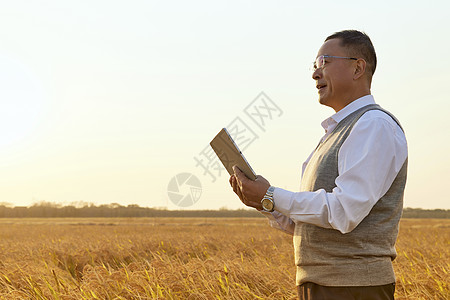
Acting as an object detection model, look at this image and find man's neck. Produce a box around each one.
[332,90,371,112]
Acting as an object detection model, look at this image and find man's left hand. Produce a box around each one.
[229,165,271,210]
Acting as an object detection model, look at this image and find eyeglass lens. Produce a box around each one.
[312,55,325,71]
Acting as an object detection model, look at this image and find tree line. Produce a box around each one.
[0,202,262,218]
[0,203,448,218]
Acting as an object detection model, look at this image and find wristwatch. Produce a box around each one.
[261,186,275,212]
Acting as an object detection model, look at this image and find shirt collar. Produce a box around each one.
[321,95,375,132]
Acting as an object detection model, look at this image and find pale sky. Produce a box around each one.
[0,1,449,210]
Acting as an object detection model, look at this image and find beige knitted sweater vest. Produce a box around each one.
[295,104,408,286]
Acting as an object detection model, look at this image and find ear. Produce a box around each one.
[353,59,366,80]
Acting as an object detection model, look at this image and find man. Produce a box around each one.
[229,30,408,300]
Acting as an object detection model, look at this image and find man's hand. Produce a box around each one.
[229,165,271,210]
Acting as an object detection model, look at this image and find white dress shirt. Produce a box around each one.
[262,95,408,234]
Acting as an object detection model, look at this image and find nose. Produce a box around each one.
[312,68,322,80]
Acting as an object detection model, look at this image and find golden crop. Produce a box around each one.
[0,218,447,299]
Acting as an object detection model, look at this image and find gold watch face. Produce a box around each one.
[262,198,274,211]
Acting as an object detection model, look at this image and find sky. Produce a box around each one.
[0,0,449,210]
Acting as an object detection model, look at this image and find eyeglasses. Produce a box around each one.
[311,55,358,72]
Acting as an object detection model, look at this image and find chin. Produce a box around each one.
[318,96,328,106]
[318,97,335,110]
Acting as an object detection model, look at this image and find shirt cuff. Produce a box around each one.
[259,210,277,221]
[273,187,295,217]
[259,210,284,231]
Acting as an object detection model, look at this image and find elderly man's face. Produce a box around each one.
[312,39,357,111]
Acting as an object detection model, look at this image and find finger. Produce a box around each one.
[232,165,247,183]
[235,184,245,202]
[233,167,248,192]
[232,178,242,199]
[232,177,240,196]
[233,178,243,201]
[231,177,244,201]
[231,176,238,193]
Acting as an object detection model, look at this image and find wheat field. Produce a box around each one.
[0,218,447,299]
